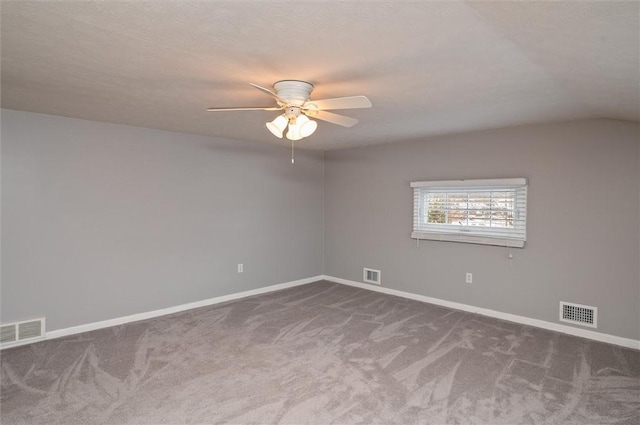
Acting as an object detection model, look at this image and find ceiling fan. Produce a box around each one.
[207,80,372,141]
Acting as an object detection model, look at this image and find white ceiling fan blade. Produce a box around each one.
[250,83,284,103]
[308,110,359,127]
[207,106,282,112]
[304,95,371,111]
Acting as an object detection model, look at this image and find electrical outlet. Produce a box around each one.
[238,264,243,273]
[466,272,472,284]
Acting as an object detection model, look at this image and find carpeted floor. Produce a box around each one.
[1,280,639,424]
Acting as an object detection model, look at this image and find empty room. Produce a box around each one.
[1,1,639,424]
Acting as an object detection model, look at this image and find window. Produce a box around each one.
[411,178,527,247]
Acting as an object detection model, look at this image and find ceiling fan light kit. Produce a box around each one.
[268,110,319,141]
[207,80,372,161]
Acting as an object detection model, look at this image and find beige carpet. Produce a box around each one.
[1,280,639,424]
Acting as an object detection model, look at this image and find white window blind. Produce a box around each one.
[411,178,528,248]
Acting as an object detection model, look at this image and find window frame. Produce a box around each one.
[411,178,528,248]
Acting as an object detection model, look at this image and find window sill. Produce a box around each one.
[411,231,525,248]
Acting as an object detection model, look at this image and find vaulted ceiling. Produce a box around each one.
[2,1,638,150]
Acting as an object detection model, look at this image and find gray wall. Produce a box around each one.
[324,119,640,340]
[1,109,325,331]
[3,111,639,341]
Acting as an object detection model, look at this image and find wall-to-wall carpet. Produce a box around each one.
[1,281,638,424]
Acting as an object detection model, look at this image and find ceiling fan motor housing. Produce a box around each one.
[273,80,314,107]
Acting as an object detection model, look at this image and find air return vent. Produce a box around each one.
[363,268,381,285]
[559,302,597,328]
[0,318,45,348]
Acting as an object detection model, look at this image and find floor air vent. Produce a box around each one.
[0,318,45,348]
[363,268,381,285]
[559,302,597,328]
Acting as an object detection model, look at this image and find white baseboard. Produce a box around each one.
[42,276,322,342]
[7,274,638,351]
[321,275,640,350]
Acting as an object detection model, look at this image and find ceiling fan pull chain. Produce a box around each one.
[291,139,295,164]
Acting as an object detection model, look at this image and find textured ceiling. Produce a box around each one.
[1,1,638,150]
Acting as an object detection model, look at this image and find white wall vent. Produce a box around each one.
[559,302,597,328]
[363,268,381,285]
[0,318,46,348]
